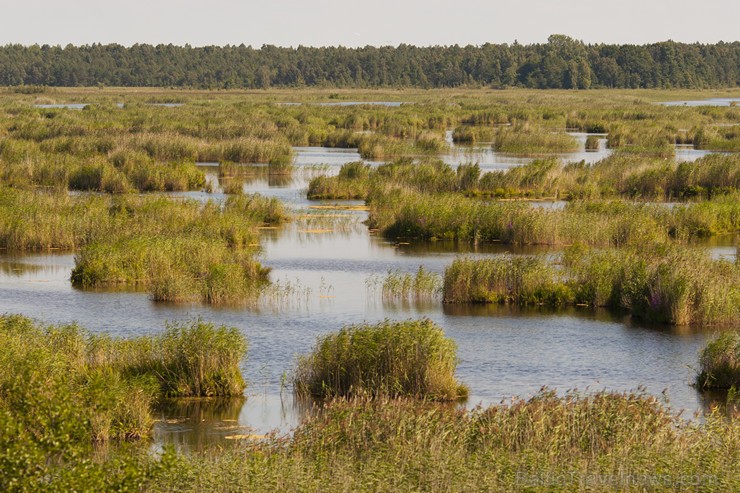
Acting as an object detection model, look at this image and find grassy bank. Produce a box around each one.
[294,319,468,401]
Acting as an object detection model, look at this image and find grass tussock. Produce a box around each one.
[294,319,468,401]
[493,124,579,154]
[697,331,740,389]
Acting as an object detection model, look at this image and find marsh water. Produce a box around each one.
[659,97,740,107]
[1,138,736,452]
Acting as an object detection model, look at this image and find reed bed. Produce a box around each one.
[2,89,739,201]
[368,189,740,246]
[308,153,740,202]
[443,255,569,305]
[443,246,740,326]
[0,188,285,304]
[0,188,286,252]
[294,319,468,401]
[157,391,739,492]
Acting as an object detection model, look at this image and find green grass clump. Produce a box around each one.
[294,319,468,401]
[452,125,497,144]
[225,193,288,225]
[493,124,579,154]
[89,320,248,398]
[307,161,372,199]
[697,331,740,390]
[585,134,600,150]
[71,235,270,305]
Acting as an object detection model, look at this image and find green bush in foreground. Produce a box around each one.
[697,331,740,390]
[0,315,247,491]
[294,319,468,401]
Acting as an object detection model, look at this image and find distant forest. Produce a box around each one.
[1,35,738,89]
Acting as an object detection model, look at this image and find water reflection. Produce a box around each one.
[151,394,321,452]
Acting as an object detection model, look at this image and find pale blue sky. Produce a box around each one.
[2,0,738,47]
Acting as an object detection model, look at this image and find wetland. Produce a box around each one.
[1,87,739,491]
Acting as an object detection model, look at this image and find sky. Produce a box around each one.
[1,0,738,47]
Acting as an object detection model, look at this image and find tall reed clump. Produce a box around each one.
[225,193,288,225]
[307,161,372,199]
[585,134,600,150]
[89,320,248,398]
[71,235,270,305]
[443,246,740,327]
[61,193,285,304]
[443,256,572,305]
[380,266,442,302]
[696,331,739,390]
[294,319,468,401]
[452,125,497,144]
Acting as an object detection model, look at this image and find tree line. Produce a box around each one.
[0,35,738,89]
